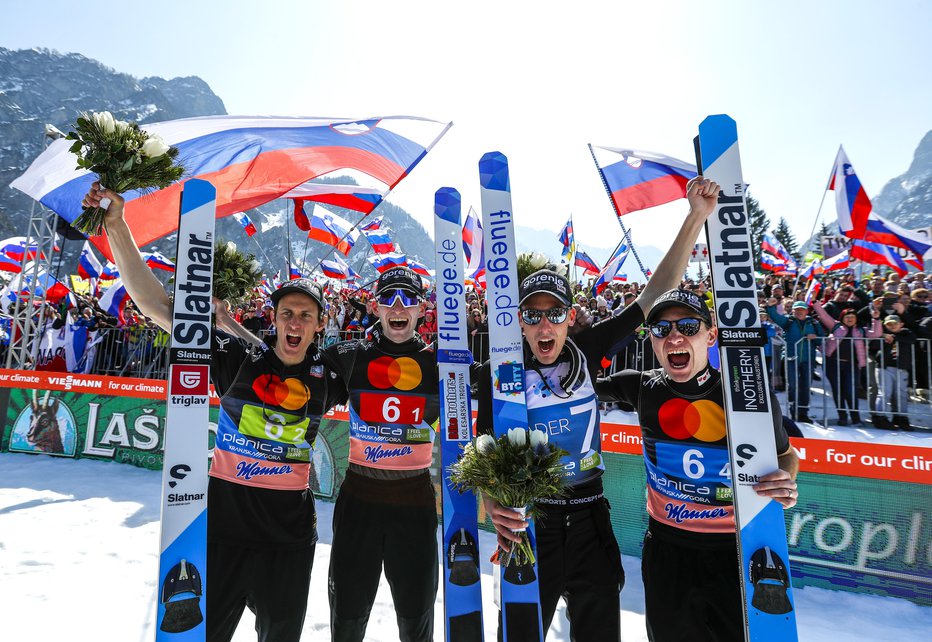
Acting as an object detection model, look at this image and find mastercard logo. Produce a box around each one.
[368,356,422,391]
[657,398,726,442]
[252,374,310,411]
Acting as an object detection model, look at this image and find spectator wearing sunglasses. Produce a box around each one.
[321,266,441,642]
[594,288,799,642]
[477,176,723,641]
[83,183,345,642]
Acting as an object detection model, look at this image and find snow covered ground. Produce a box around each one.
[1,453,929,642]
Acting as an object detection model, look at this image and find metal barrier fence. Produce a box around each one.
[33,324,932,429]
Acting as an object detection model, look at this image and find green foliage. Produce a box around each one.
[515,252,566,283]
[773,217,800,262]
[66,111,185,235]
[211,241,262,303]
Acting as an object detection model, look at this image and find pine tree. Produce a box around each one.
[773,217,800,262]
[813,221,834,256]
[747,194,770,271]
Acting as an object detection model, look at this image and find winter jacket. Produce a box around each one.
[767,305,823,362]
[812,302,882,368]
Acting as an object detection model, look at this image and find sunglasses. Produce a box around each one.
[377,288,421,308]
[520,306,569,326]
[647,318,704,338]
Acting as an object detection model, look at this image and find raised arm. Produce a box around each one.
[634,177,720,314]
[810,301,836,331]
[83,182,172,331]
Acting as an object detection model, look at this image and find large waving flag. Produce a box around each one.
[321,255,351,280]
[77,241,104,279]
[289,182,384,221]
[828,146,872,239]
[850,239,916,277]
[589,145,698,217]
[12,115,451,259]
[233,212,258,237]
[368,252,407,273]
[822,250,850,272]
[99,279,131,324]
[574,249,601,275]
[558,216,575,260]
[592,243,629,295]
[143,251,175,272]
[0,237,47,273]
[762,233,793,263]
[361,216,394,254]
[308,205,361,256]
[863,213,932,264]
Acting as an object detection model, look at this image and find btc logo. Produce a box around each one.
[252,374,310,411]
[367,356,422,391]
[657,398,726,442]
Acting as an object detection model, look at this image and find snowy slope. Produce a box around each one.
[1,454,929,642]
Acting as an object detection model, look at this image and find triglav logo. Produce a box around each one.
[179,371,202,389]
[171,365,209,396]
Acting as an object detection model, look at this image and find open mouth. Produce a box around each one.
[667,349,690,370]
[537,338,555,356]
[285,334,302,348]
[388,317,409,331]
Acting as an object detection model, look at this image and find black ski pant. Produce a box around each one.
[497,498,623,642]
[328,469,438,642]
[206,540,315,642]
[642,528,744,642]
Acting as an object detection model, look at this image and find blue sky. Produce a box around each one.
[4,0,931,255]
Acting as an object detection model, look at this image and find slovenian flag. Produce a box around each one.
[828,146,872,240]
[462,206,484,279]
[762,233,793,263]
[289,266,302,280]
[308,205,360,256]
[77,241,103,279]
[368,252,407,273]
[100,261,120,280]
[143,251,175,272]
[850,239,917,277]
[11,116,451,260]
[0,237,46,273]
[589,145,697,217]
[804,279,823,305]
[761,253,786,273]
[99,279,131,324]
[234,212,258,237]
[592,243,629,295]
[408,258,434,278]
[862,213,931,265]
[321,255,350,279]
[290,183,384,219]
[822,250,850,272]
[574,249,601,275]
[799,259,824,281]
[362,216,394,254]
[559,216,575,260]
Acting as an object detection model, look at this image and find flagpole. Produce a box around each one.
[587,144,652,280]
[284,198,294,276]
[806,189,830,254]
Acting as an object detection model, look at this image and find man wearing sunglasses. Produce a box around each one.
[595,288,799,642]
[476,176,723,641]
[83,184,346,642]
[321,266,441,642]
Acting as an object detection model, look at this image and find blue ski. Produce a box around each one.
[478,152,544,642]
[156,179,216,640]
[435,187,485,642]
[697,115,799,642]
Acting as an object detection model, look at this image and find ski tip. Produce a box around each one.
[479,152,510,191]
[434,187,462,223]
[697,114,738,171]
[180,178,217,214]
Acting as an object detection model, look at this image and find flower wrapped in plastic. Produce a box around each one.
[447,427,567,567]
[66,111,185,235]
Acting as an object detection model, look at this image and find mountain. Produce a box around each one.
[0,47,435,284]
[871,130,932,228]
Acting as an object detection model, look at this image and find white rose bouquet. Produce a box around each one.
[66,111,185,235]
[448,427,567,567]
[210,241,263,304]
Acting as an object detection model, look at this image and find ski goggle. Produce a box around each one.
[376,288,422,308]
[520,306,570,326]
[647,318,704,338]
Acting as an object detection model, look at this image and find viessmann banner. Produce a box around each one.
[1,369,928,606]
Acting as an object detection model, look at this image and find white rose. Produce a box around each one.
[250,259,262,274]
[93,111,116,134]
[115,119,129,132]
[528,429,548,448]
[476,434,496,455]
[141,135,170,158]
[226,241,237,253]
[507,427,527,448]
[529,252,548,270]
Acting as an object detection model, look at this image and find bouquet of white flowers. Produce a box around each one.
[210,241,263,304]
[66,111,185,235]
[448,427,567,567]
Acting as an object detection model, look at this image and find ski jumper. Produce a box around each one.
[206,329,345,642]
[476,303,644,642]
[597,366,790,642]
[323,328,441,642]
